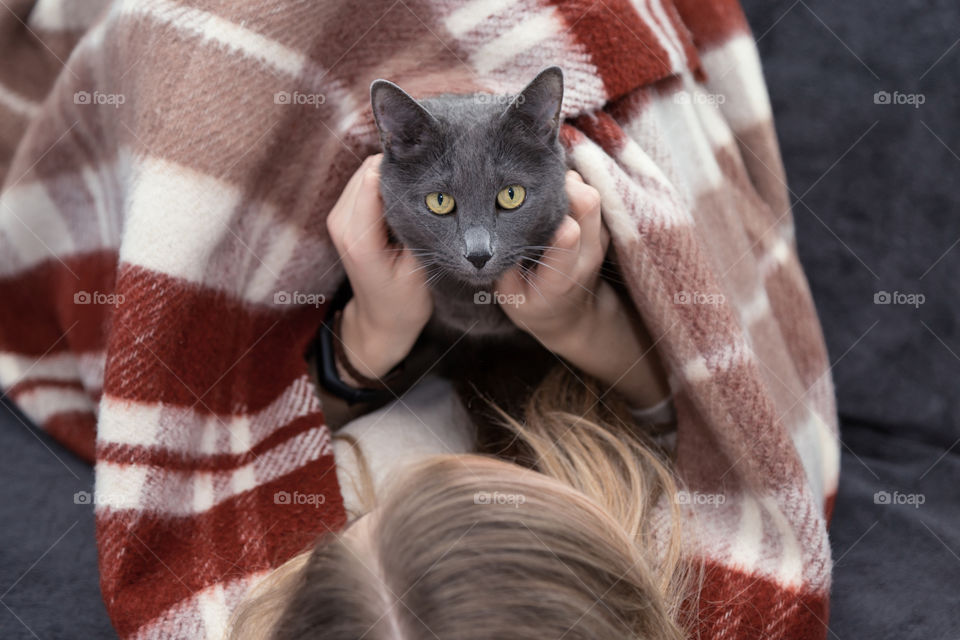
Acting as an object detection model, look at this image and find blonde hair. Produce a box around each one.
[230,368,692,639]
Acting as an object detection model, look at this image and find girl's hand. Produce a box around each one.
[496,171,669,407]
[496,171,609,344]
[326,155,433,384]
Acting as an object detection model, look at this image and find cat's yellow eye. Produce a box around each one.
[497,185,526,210]
[425,192,455,215]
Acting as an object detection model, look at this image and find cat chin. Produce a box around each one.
[430,261,524,289]
[443,274,498,289]
[429,312,519,339]
[427,287,519,338]
[424,269,498,290]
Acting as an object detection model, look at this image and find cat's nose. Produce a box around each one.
[463,226,493,270]
[465,251,492,269]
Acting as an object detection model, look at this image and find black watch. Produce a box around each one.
[315,280,393,405]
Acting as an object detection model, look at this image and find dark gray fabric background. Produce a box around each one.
[742,1,960,637]
[2,1,958,637]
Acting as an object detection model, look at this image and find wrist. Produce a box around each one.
[536,283,616,359]
[338,299,418,382]
[539,283,670,407]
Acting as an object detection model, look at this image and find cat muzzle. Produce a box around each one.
[463,226,493,269]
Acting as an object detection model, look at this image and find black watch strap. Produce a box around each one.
[315,280,393,405]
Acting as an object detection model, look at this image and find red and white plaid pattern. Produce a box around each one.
[0,0,837,637]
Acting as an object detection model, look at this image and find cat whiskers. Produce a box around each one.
[381,246,440,260]
[522,245,626,287]
[408,262,446,290]
[422,266,448,289]
[387,248,443,277]
[407,259,438,275]
[520,245,577,254]
[517,262,548,303]
[519,252,599,299]
[392,249,449,291]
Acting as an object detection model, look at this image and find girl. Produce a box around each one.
[229,159,692,639]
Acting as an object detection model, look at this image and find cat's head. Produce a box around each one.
[370,67,568,287]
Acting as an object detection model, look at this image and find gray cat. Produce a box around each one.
[370,67,568,338]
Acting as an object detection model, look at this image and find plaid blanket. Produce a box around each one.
[0,0,837,637]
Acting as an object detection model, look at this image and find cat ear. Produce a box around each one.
[501,66,564,144]
[370,80,439,155]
